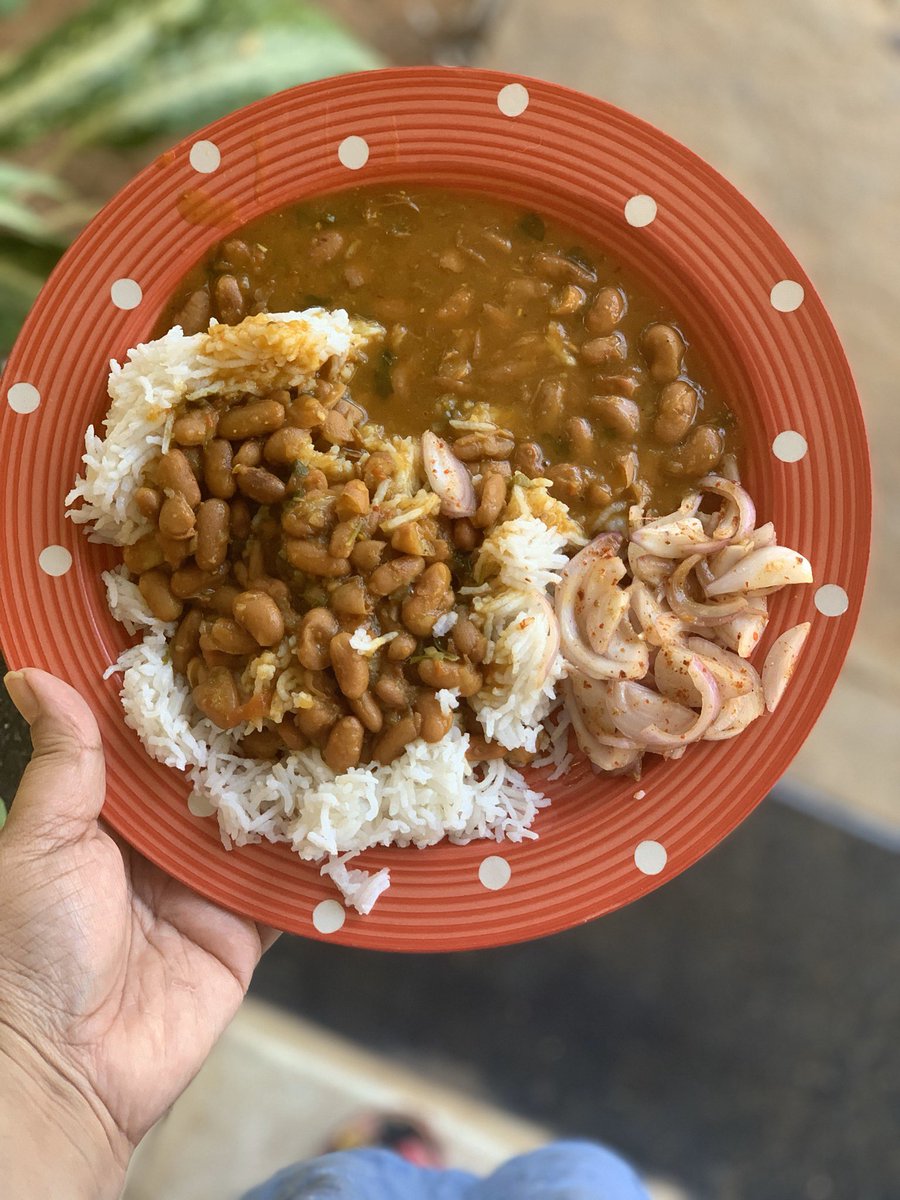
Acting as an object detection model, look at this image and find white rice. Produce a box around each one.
[73,309,573,915]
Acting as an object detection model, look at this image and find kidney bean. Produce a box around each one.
[417,658,482,696]
[336,479,370,519]
[233,590,285,647]
[402,563,454,637]
[170,562,226,600]
[201,439,235,499]
[234,465,286,504]
[589,394,640,439]
[511,442,545,477]
[451,615,487,664]
[170,288,210,335]
[531,378,565,434]
[210,617,259,656]
[641,323,685,383]
[452,518,479,550]
[263,426,309,466]
[185,656,207,689]
[172,405,217,446]
[452,432,515,461]
[278,717,309,751]
[592,373,638,398]
[386,632,418,661]
[415,691,453,744]
[284,539,350,577]
[171,609,203,675]
[158,494,196,540]
[331,576,370,616]
[309,228,345,264]
[373,713,422,766]
[350,539,386,574]
[295,697,343,743]
[230,496,252,541]
[349,691,383,734]
[665,425,724,477]
[532,251,596,286]
[123,533,164,574]
[436,285,474,322]
[284,395,327,429]
[134,486,162,521]
[156,532,195,569]
[156,448,201,507]
[654,380,698,444]
[323,716,365,772]
[321,409,353,446]
[214,274,246,324]
[581,333,626,367]
[192,666,242,728]
[374,667,413,710]
[329,519,362,560]
[233,440,263,469]
[368,554,426,597]
[472,471,507,530]
[218,399,286,440]
[551,284,587,316]
[138,568,183,622]
[466,734,506,762]
[239,728,284,759]
[565,416,595,459]
[585,286,626,335]
[194,499,230,572]
[296,608,341,670]
[329,632,369,700]
[206,584,242,617]
[546,462,587,501]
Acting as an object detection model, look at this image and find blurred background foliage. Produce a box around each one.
[0,0,382,354]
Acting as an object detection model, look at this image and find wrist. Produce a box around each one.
[0,1025,130,1200]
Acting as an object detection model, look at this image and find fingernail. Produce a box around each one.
[4,671,39,724]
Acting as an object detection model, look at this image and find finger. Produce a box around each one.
[257,925,283,952]
[3,669,106,846]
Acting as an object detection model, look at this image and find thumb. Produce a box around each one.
[3,668,106,846]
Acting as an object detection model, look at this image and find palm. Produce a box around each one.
[5,818,272,1146]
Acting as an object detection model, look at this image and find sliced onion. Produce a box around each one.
[704,690,765,740]
[762,622,811,712]
[705,546,813,596]
[628,540,675,586]
[706,541,753,584]
[630,517,723,558]
[565,676,645,766]
[684,636,762,699]
[630,580,685,648]
[752,522,777,548]
[610,656,721,748]
[556,535,649,679]
[698,475,757,543]
[421,430,476,517]
[654,644,701,707]
[666,555,748,625]
[640,492,701,529]
[717,600,769,658]
[531,591,562,688]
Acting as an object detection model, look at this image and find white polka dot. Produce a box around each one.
[6,382,41,414]
[814,584,849,617]
[772,430,808,463]
[38,545,72,577]
[634,840,667,875]
[338,135,369,170]
[312,899,346,934]
[111,278,143,310]
[770,279,804,312]
[478,855,511,891]
[624,194,657,227]
[189,139,221,173]
[497,83,529,117]
[188,792,216,817]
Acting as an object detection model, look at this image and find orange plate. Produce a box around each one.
[0,69,871,950]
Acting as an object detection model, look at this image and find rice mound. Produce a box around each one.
[72,309,574,915]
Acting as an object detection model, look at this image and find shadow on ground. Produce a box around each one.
[252,800,899,1200]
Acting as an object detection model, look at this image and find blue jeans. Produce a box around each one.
[241,1142,650,1199]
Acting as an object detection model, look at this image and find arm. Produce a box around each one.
[0,670,279,1198]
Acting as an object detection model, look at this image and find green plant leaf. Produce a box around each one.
[0,0,27,14]
[0,158,92,243]
[63,14,381,148]
[0,232,62,354]
[0,797,7,831]
[0,0,209,147]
